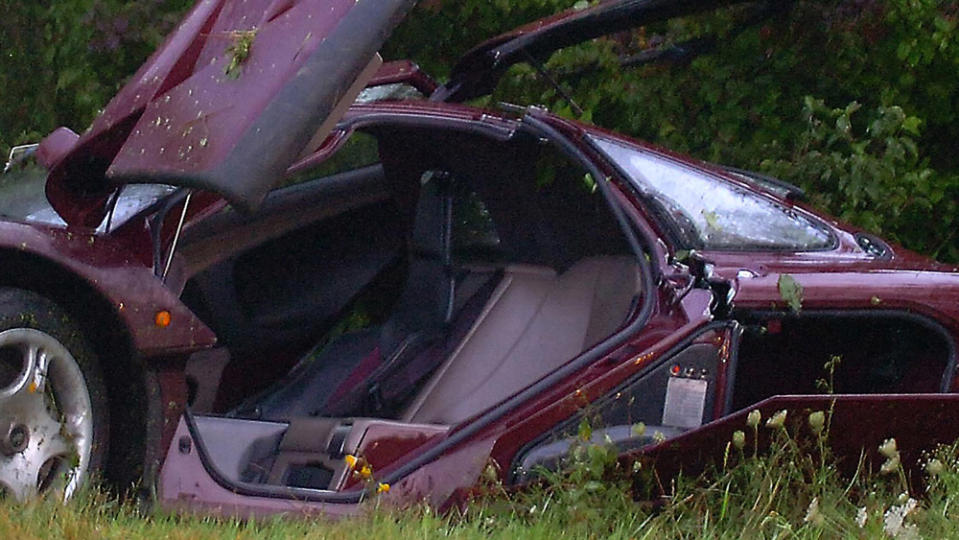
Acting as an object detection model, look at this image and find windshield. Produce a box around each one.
[592,136,834,251]
[0,163,174,231]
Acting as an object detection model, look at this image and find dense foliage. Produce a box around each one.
[1,0,956,261]
[0,0,194,145]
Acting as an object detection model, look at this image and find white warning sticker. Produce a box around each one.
[662,377,708,429]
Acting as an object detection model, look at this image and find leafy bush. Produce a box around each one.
[0,0,192,151]
[762,98,959,261]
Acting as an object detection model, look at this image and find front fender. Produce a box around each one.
[0,220,215,356]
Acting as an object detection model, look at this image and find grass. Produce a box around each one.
[4,409,959,539]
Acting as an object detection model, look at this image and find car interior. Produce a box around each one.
[175,120,644,492]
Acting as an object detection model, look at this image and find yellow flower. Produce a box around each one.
[377,482,390,494]
[765,410,787,429]
[746,409,761,428]
[344,454,358,470]
[359,465,373,479]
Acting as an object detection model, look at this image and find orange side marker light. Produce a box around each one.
[155,310,172,328]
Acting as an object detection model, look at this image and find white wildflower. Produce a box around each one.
[804,497,824,526]
[765,409,787,429]
[879,438,899,459]
[856,506,868,528]
[881,455,901,475]
[746,409,761,428]
[926,458,944,476]
[883,497,918,538]
[898,524,920,540]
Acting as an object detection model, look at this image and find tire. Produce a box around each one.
[0,288,109,501]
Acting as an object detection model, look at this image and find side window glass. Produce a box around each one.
[279,131,380,189]
[593,136,833,251]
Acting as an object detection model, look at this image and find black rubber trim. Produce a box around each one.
[718,165,806,201]
[340,113,518,142]
[723,322,743,416]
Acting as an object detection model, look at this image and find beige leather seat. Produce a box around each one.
[403,256,641,425]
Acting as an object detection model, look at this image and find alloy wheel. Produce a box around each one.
[0,328,94,501]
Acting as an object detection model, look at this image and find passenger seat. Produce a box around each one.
[403,256,641,425]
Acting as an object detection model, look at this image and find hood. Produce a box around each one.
[433,0,761,103]
[45,0,416,227]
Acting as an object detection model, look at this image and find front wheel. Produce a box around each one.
[0,289,108,501]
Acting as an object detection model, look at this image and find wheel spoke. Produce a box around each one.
[0,431,75,503]
[0,452,42,502]
[34,425,73,467]
[0,411,76,502]
[26,346,50,397]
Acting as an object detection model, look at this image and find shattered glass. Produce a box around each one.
[355,83,424,103]
[592,136,833,250]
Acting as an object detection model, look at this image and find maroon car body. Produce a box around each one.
[0,0,957,515]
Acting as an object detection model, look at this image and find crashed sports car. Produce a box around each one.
[1,0,958,515]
